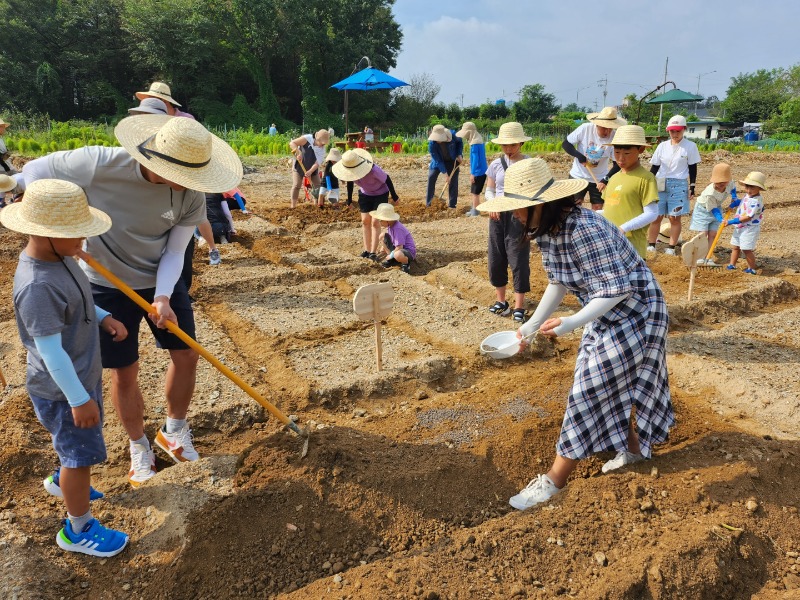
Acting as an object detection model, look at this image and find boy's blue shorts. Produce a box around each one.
[30,382,107,469]
[658,178,690,216]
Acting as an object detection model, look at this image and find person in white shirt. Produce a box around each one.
[646,115,701,255]
[562,107,626,210]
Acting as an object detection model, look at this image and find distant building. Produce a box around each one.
[685,119,723,141]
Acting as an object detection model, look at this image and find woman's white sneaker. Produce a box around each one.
[601,451,645,473]
[509,474,560,510]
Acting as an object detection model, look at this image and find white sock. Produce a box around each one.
[68,510,92,533]
[131,435,150,449]
[166,417,187,434]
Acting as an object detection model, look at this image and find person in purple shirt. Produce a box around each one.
[333,149,400,261]
[370,203,416,274]
[135,81,195,119]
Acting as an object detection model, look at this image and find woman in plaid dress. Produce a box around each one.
[477,158,673,511]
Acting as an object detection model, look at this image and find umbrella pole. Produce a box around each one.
[345,90,349,136]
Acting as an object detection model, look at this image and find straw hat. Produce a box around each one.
[492,122,531,145]
[314,129,331,145]
[456,121,483,144]
[0,179,111,238]
[115,115,243,193]
[325,148,342,163]
[739,171,767,190]
[0,174,16,193]
[710,163,732,183]
[129,97,170,115]
[0,118,8,128]
[605,125,650,147]
[332,148,374,181]
[586,107,627,129]
[666,115,687,131]
[476,158,587,213]
[428,124,452,143]
[369,202,401,222]
[135,81,181,106]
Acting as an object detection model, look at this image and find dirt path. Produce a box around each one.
[1,151,799,599]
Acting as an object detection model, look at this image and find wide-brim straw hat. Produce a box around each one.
[0,179,111,238]
[315,129,331,145]
[0,174,16,193]
[492,122,531,145]
[325,148,342,163]
[477,158,587,213]
[739,171,768,190]
[332,148,374,181]
[604,125,650,147]
[428,124,452,143]
[129,97,169,115]
[115,115,243,193]
[710,163,732,183]
[586,106,627,129]
[0,118,8,127]
[369,202,401,222]
[135,81,181,107]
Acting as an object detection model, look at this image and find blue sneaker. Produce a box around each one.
[743,268,757,275]
[726,265,736,271]
[44,468,104,501]
[57,518,128,557]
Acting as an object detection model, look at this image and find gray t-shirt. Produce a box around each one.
[48,146,206,289]
[13,253,102,401]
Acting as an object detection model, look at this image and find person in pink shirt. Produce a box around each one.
[370,203,416,274]
[333,149,400,261]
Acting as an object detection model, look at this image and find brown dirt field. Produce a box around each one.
[1,151,800,600]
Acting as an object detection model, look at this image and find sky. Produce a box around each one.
[390,0,799,111]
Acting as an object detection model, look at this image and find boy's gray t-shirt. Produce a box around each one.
[13,253,102,401]
[48,146,206,289]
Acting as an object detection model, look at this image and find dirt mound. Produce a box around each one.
[2,152,800,600]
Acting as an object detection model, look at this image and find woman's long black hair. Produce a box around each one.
[519,195,581,246]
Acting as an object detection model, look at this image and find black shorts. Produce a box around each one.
[358,192,389,214]
[571,177,603,206]
[470,174,487,195]
[92,281,196,369]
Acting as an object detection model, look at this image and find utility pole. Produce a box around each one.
[598,75,608,107]
[658,57,668,130]
[695,70,716,112]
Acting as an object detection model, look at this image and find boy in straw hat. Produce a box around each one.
[23,115,242,487]
[601,125,660,258]
[477,158,672,511]
[370,202,416,274]
[485,121,532,323]
[334,148,400,260]
[689,163,738,266]
[425,124,463,208]
[562,107,627,211]
[2,179,130,556]
[455,122,487,216]
[724,171,767,275]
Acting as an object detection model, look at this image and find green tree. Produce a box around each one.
[513,84,558,123]
[721,68,788,124]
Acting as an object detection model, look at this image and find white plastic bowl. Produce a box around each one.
[480,331,521,359]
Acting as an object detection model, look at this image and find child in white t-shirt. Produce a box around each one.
[689,162,737,266]
[724,172,766,275]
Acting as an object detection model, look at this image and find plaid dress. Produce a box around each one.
[536,208,673,460]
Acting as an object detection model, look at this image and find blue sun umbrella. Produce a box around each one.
[331,67,409,135]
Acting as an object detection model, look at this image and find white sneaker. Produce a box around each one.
[128,442,157,487]
[209,249,221,265]
[601,450,645,474]
[664,248,677,256]
[646,245,657,254]
[509,474,561,510]
[155,425,199,463]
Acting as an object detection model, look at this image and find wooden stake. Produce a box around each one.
[0,364,6,388]
[373,293,383,371]
[687,266,697,301]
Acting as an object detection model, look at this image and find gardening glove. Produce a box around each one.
[728,199,741,209]
[711,208,723,223]
[730,188,738,200]
[724,217,741,226]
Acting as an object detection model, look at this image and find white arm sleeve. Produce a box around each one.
[221,201,235,229]
[552,294,628,336]
[21,156,54,183]
[620,202,659,232]
[519,283,567,338]
[485,188,496,200]
[154,225,195,299]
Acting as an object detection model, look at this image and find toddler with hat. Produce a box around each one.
[689,163,738,266]
[319,147,342,207]
[2,179,129,557]
[724,171,767,275]
[370,202,416,274]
